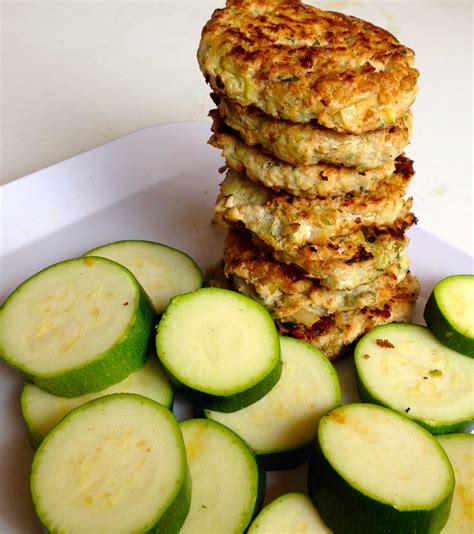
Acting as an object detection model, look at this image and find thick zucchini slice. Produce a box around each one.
[156,288,281,412]
[31,394,191,534]
[205,337,340,470]
[248,493,331,533]
[424,275,474,357]
[21,356,173,447]
[179,419,264,533]
[308,403,455,534]
[0,257,154,397]
[354,324,474,434]
[437,433,474,533]
[85,240,203,314]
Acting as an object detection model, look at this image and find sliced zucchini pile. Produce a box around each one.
[309,403,455,534]
[437,433,474,533]
[205,336,340,470]
[156,288,281,411]
[85,240,203,314]
[424,275,474,357]
[354,324,474,434]
[31,394,191,534]
[21,356,173,447]
[248,493,331,533]
[0,256,154,397]
[179,419,264,533]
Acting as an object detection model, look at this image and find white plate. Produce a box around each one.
[1,122,472,533]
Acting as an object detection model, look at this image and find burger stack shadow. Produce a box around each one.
[198,0,420,360]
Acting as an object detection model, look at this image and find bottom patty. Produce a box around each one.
[277,273,419,361]
[224,228,410,326]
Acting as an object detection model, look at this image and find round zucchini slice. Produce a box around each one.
[424,275,474,357]
[436,433,474,533]
[308,403,455,534]
[205,337,341,470]
[179,419,264,533]
[354,323,474,434]
[85,240,203,314]
[0,257,154,397]
[248,493,331,533]
[31,394,191,534]
[21,355,173,447]
[156,288,281,412]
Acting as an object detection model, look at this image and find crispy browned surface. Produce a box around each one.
[276,272,420,360]
[215,161,414,249]
[198,0,418,133]
[224,228,410,324]
[212,100,412,169]
[250,223,413,290]
[210,125,399,197]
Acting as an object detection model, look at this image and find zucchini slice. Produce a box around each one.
[0,257,154,397]
[424,275,474,357]
[354,324,474,434]
[205,336,341,470]
[21,356,173,447]
[85,240,203,314]
[248,493,331,533]
[31,394,191,534]
[308,403,455,534]
[437,433,474,533]
[156,288,281,412]
[179,419,264,533]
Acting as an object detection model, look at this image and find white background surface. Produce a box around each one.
[1,0,473,252]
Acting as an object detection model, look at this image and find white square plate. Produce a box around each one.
[1,122,472,532]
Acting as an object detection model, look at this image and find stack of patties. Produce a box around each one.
[198,0,420,359]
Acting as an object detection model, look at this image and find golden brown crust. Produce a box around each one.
[223,228,411,324]
[212,99,413,168]
[215,162,415,250]
[276,273,420,360]
[209,126,398,197]
[198,0,418,133]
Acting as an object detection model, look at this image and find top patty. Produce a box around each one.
[198,0,418,133]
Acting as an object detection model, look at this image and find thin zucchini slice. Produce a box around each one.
[205,337,341,470]
[354,324,474,434]
[424,275,474,357]
[85,240,203,314]
[0,257,154,397]
[156,288,281,412]
[308,403,455,534]
[179,419,264,533]
[21,356,173,447]
[437,433,474,533]
[248,493,331,534]
[31,394,191,534]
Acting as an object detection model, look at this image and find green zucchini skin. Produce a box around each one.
[424,276,474,357]
[308,404,455,534]
[308,441,453,534]
[258,443,311,471]
[355,372,474,435]
[169,358,282,413]
[29,283,154,397]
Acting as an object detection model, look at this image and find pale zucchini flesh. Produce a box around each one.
[248,493,331,534]
[21,356,173,447]
[309,403,455,534]
[206,336,340,468]
[179,419,264,534]
[355,324,474,434]
[31,394,190,534]
[156,288,281,411]
[85,240,203,314]
[0,257,154,396]
[437,434,474,534]
[424,275,474,357]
